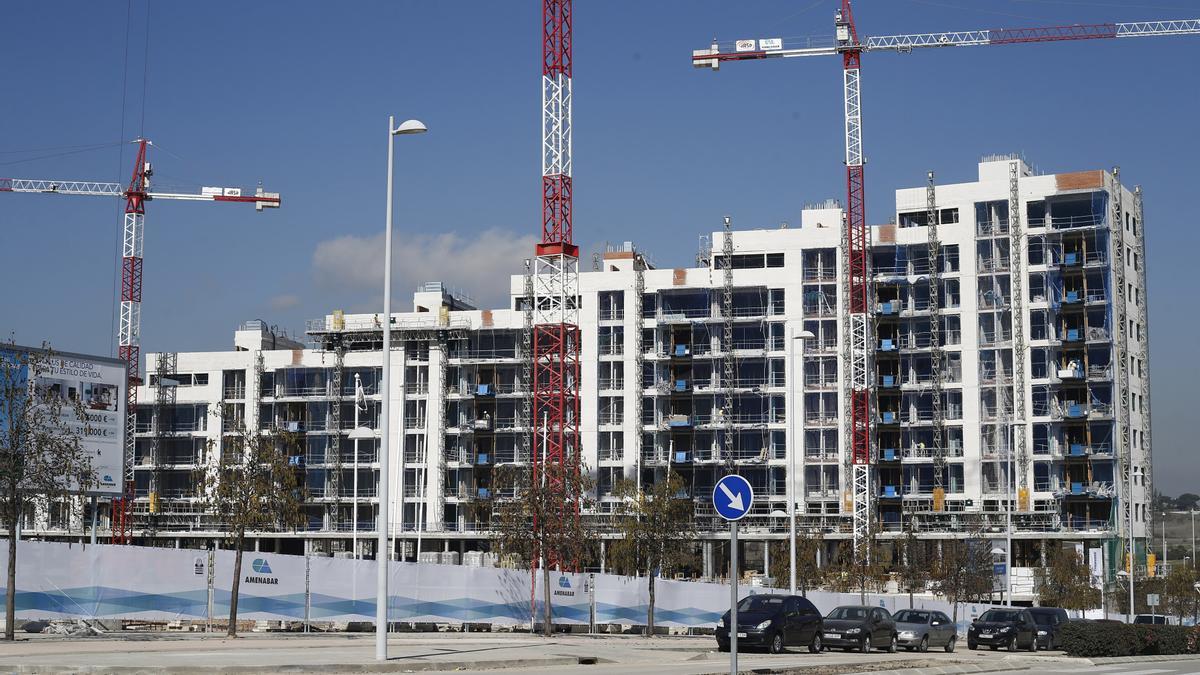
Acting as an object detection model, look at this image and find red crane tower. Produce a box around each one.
[692,2,1200,559]
[529,0,580,573]
[1,138,280,542]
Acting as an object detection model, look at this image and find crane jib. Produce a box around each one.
[695,18,1200,60]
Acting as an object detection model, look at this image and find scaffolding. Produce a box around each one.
[927,172,946,512]
[721,218,734,465]
[1133,185,1152,540]
[521,264,534,465]
[330,343,345,536]
[1110,168,1132,542]
[1009,161,1029,508]
[146,351,177,533]
[634,255,646,483]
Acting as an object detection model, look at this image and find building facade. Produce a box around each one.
[25,157,1152,594]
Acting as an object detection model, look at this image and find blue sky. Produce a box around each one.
[2,0,1197,494]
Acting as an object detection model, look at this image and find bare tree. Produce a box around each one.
[930,537,993,625]
[193,416,303,637]
[895,525,931,608]
[490,461,594,636]
[827,532,888,601]
[1162,563,1198,625]
[768,529,826,597]
[1036,544,1100,614]
[608,470,697,635]
[1,343,95,640]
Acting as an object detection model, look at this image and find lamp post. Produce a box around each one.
[348,374,373,559]
[377,115,426,662]
[1007,441,1013,606]
[349,424,374,560]
[1163,511,1168,575]
[787,327,815,596]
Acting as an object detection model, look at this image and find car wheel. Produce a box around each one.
[718,642,730,653]
[1028,635,1038,652]
[945,636,957,653]
[1008,636,1018,652]
[859,635,871,653]
[967,640,976,651]
[887,635,898,653]
[770,631,785,654]
[809,633,822,654]
[918,635,929,653]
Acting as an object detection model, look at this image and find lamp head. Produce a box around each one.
[392,119,427,136]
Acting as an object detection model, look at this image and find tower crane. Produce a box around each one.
[531,0,580,563]
[692,2,1200,560]
[1,138,280,543]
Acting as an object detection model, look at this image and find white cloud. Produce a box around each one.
[312,227,537,309]
[268,293,300,310]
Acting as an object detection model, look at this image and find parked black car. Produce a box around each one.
[1134,614,1169,625]
[1028,607,1070,649]
[715,594,824,654]
[820,605,898,653]
[967,608,1039,652]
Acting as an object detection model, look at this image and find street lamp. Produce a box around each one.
[1117,570,1133,622]
[349,423,375,561]
[377,115,426,663]
[787,327,815,596]
[1163,511,1168,576]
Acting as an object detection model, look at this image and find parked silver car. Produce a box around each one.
[893,609,958,652]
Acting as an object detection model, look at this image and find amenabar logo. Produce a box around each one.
[245,558,278,585]
[553,575,575,597]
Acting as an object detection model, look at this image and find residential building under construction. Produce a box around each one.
[26,156,1151,600]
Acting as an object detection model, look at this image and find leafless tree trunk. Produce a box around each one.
[5,515,15,641]
[647,567,657,636]
[541,564,552,636]
[228,526,245,637]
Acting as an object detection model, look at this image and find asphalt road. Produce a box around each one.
[0,631,1197,674]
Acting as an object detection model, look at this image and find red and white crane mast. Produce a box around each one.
[835,1,875,563]
[533,0,580,509]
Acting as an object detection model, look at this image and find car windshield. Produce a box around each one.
[827,607,869,620]
[737,596,784,612]
[1031,612,1055,626]
[893,610,930,624]
[980,610,1021,623]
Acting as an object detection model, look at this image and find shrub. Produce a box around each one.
[1059,621,1195,658]
[1059,622,1138,657]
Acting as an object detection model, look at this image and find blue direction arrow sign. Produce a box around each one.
[713,474,754,521]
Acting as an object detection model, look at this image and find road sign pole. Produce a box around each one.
[712,472,753,675]
[730,520,738,675]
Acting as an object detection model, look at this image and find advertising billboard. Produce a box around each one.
[1,345,126,495]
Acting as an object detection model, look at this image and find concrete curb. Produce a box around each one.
[693,659,1030,675]
[1088,653,1200,664]
[840,665,1028,675]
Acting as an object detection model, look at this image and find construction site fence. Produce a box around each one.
[0,539,1116,633]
